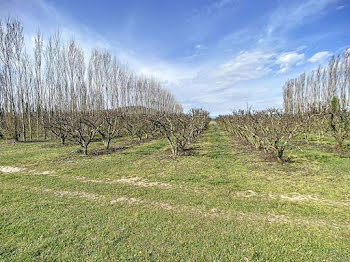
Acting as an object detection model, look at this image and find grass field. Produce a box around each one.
[0,121,349,261]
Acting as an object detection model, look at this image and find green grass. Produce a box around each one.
[1,121,349,261]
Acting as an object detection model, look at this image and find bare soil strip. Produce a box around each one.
[20,185,350,230]
[0,166,26,173]
[236,190,257,198]
[0,166,59,177]
[2,165,350,207]
[235,189,350,207]
[279,192,350,206]
[76,176,172,189]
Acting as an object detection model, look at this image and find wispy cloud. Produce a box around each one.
[267,0,337,35]
[213,50,275,86]
[308,51,332,63]
[195,44,206,50]
[336,5,346,10]
[276,52,305,73]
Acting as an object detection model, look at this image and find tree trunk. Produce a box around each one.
[103,138,111,150]
[13,115,19,142]
[83,144,88,155]
[36,112,40,141]
[277,149,284,163]
[61,136,65,145]
[22,113,26,142]
[28,109,32,141]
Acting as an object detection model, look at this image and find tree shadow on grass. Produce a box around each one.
[181,146,200,156]
[89,146,129,156]
[89,138,156,156]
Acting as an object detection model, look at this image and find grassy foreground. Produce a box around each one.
[0,121,349,261]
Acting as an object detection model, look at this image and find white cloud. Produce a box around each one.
[276,52,304,73]
[166,48,309,113]
[139,61,196,85]
[308,51,332,63]
[213,50,275,85]
[165,49,285,114]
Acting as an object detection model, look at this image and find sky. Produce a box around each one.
[0,0,349,116]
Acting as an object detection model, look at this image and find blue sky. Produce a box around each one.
[1,0,349,115]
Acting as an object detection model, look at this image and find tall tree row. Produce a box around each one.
[0,18,183,151]
[283,50,350,114]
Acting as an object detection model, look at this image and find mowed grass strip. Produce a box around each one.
[1,121,350,261]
